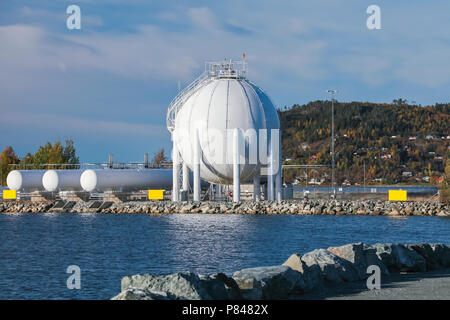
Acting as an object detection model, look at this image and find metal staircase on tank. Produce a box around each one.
[166,72,212,133]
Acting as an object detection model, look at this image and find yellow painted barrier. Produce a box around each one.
[148,190,164,200]
[3,190,17,200]
[389,190,407,201]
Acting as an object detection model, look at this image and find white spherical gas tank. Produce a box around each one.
[173,77,279,185]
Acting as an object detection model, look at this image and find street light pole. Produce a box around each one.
[327,90,338,196]
[363,160,366,192]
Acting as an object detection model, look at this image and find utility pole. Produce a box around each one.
[363,160,366,192]
[327,90,338,196]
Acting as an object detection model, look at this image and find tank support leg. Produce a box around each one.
[233,128,241,202]
[253,172,261,202]
[275,130,282,202]
[193,129,201,202]
[267,133,274,201]
[182,162,189,192]
[172,141,180,202]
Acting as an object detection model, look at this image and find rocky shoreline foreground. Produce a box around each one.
[0,199,449,216]
[112,242,450,300]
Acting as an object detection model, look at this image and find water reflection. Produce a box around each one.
[0,213,448,299]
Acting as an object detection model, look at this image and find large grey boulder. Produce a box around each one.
[300,249,360,283]
[370,244,398,269]
[198,273,242,300]
[327,242,389,278]
[371,244,426,272]
[406,244,441,270]
[232,265,305,299]
[121,272,240,300]
[431,244,450,267]
[282,253,324,292]
[111,288,173,300]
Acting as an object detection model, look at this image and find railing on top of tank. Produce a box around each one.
[205,60,247,79]
[166,60,248,132]
[8,162,173,170]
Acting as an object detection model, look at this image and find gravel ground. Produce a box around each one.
[298,268,450,300]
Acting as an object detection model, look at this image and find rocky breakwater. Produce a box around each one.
[0,199,449,216]
[112,242,450,300]
[0,201,55,214]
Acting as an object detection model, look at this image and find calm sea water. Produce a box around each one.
[0,213,449,300]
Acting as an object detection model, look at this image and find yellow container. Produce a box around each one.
[148,190,164,200]
[3,190,17,200]
[388,190,407,201]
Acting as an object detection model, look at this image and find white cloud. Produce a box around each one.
[187,7,218,30]
[0,110,167,138]
[1,2,449,110]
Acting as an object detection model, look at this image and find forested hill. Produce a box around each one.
[278,101,450,185]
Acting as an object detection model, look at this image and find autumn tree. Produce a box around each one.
[151,148,168,166]
[440,155,450,203]
[0,146,19,185]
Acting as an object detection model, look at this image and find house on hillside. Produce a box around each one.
[402,171,413,177]
[309,178,324,185]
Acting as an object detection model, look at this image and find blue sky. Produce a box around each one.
[1,0,449,162]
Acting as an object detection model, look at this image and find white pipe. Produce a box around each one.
[263,183,267,201]
[267,135,274,201]
[216,184,222,199]
[253,173,260,202]
[7,170,46,192]
[182,162,189,191]
[275,131,282,202]
[193,129,201,201]
[275,171,282,202]
[42,170,84,192]
[80,169,172,192]
[172,143,180,202]
[233,128,241,202]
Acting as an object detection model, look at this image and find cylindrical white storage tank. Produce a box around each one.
[80,169,173,192]
[6,170,46,192]
[42,170,84,192]
[173,68,280,185]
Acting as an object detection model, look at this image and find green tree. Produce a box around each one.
[62,139,79,164]
[0,146,19,185]
[17,140,80,169]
